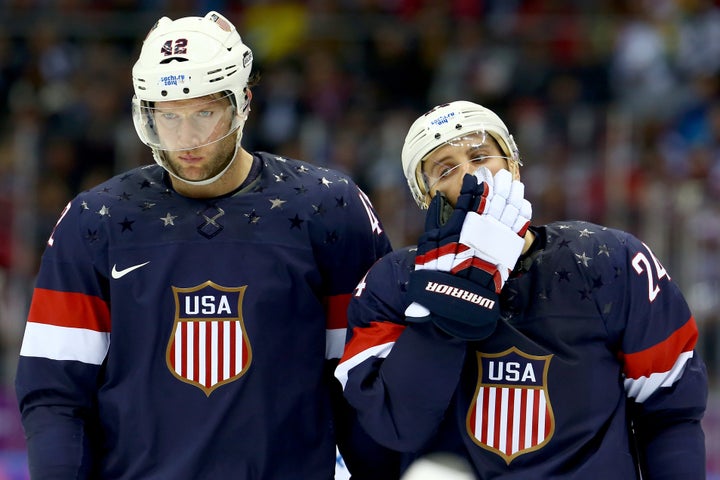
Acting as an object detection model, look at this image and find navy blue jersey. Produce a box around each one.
[16,152,392,479]
[336,221,707,479]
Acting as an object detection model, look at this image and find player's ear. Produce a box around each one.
[415,163,432,210]
[241,88,252,112]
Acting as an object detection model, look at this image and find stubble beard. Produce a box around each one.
[166,134,238,183]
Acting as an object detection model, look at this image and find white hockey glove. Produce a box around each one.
[458,167,532,293]
[404,169,531,340]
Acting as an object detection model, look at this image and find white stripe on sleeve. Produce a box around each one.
[20,322,110,365]
[624,350,694,403]
[334,341,395,389]
[326,328,347,360]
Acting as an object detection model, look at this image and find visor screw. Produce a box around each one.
[455,123,462,129]
[183,88,190,94]
[161,90,167,97]
[434,133,441,139]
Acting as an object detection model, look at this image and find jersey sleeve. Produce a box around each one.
[15,197,108,478]
[311,181,393,361]
[307,177,397,476]
[599,231,707,479]
[334,248,468,452]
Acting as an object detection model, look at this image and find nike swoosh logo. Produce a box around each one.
[111,261,150,279]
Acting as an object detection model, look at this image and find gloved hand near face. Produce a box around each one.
[405,167,532,340]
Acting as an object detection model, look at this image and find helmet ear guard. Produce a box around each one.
[401,101,521,209]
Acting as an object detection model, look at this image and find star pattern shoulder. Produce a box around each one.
[69,157,372,251]
[503,221,638,316]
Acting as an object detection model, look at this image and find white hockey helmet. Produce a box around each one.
[131,11,253,185]
[401,101,521,208]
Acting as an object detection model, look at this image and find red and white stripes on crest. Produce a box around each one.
[169,320,247,388]
[469,386,552,457]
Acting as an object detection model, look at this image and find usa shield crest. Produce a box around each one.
[166,281,252,396]
[466,347,554,464]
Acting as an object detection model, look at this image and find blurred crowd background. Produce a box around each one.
[1,0,720,477]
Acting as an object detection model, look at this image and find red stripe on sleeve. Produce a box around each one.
[620,316,698,379]
[340,321,405,363]
[27,287,111,332]
[324,293,352,330]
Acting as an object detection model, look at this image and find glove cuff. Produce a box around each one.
[407,270,499,340]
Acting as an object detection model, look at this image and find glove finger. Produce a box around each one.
[507,180,525,209]
[455,173,478,213]
[470,181,491,215]
[439,192,472,240]
[460,171,480,196]
[471,170,494,215]
[519,198,532,221]
[513,199,532,235]
[512,217,531,236]
[424,191,446,231]
[492,169,512,200]
[499,204,519,228]
[488,194,505,219]
[473,166,494,190]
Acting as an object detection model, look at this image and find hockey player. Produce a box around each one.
[15,11,393,479]
[335,101,708,479]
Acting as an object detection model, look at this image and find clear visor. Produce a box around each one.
[420,131,510,193]
[132,93,242,152]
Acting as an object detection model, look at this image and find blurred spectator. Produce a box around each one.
[0,2,719,475]
[609,1,686,122]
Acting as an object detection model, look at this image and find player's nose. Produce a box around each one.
[174,121,203,149]
[461,159,482,177]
